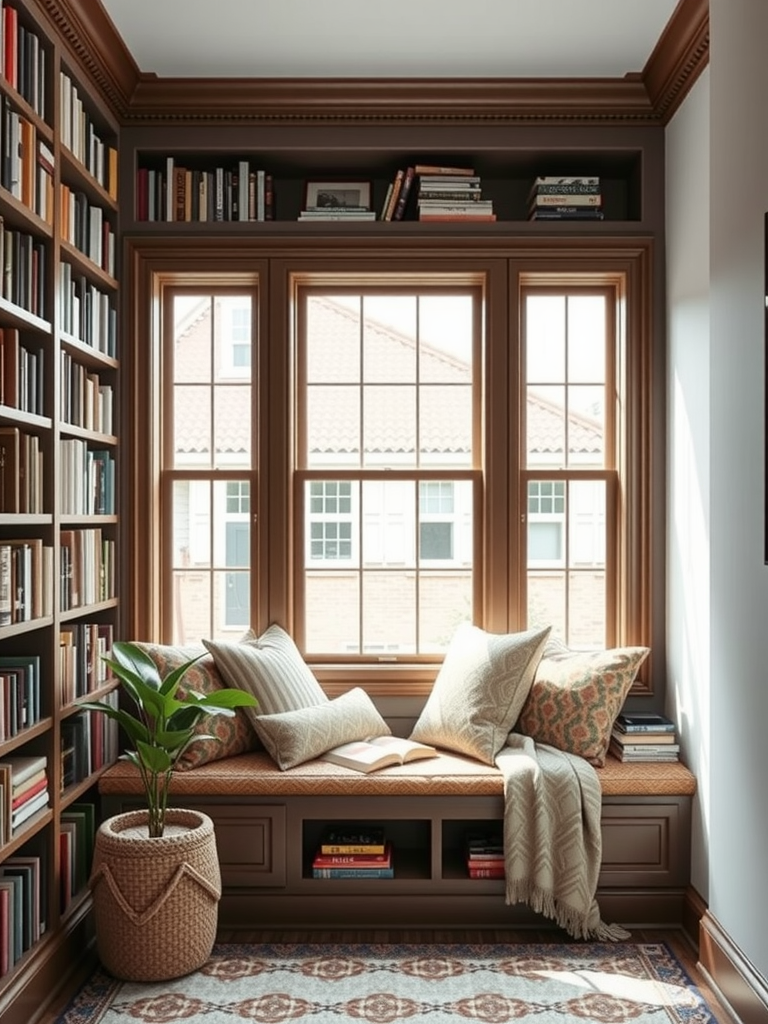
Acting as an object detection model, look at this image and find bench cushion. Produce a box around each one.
[99,749,696,799]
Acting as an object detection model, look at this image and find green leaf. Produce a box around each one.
[198,690,258,709]
[136,740,172,773]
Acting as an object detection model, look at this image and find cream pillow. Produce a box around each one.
[203,624,327,733]
[254,687,391,770]
[409,622,551,765]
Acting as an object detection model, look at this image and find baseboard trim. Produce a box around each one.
[699,909,768,1024]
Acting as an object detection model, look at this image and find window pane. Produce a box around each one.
[305,572,360,652]
[306,295,360,383]
[526,385,564,469]
[420,384,472,467]
[362,571,416,652]
[363,385,416,467]
[173,296,211,384]
[213,296,252,383]
[567,385,604,467]
[568,570,606,649]
[363,295,416,383]
[526,295,565,383]
[172,480,210,568]
[527,571,566,638]
[419,295,473,384]
[418,572,472,652]
[173,386,211,468]
[213,385,251,468]
[306,385,360,468]
[567,295,605,384]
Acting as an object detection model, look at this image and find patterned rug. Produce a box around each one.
[56,942,721,1023]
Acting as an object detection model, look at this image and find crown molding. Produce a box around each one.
[49,0,708,126]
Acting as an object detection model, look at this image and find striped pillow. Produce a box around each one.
[203,625,327,729]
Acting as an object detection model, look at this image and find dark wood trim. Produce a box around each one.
[700,910,768,1024]
[52,0,708,127]
[643,0,710,124]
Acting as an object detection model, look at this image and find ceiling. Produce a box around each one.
[97,0,680,80]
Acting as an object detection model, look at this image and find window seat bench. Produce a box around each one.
[99,750,696,930]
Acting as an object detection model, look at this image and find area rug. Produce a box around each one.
[55,942,721,1023]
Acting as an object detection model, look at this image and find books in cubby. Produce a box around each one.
[314,825,393,877]
[0,655,42,740]
[60,802,96,912]
[0,426,44,514]
[416,166,495,223]
[0,538,54,624]
[0,755,49,843]
[59,622,113,704]
[465,829,505,879]
[137,159,273,222]
[0,328,45,416]
[610,712,679,762]
[528,176,604,221]
[0,851,45,974]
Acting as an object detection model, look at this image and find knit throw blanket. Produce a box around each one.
[494,733,631,941]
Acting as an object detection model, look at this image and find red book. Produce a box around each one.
[3,6,17,89]
[11,774,47,810]
[468,865,506,879]
[313,842,392,869]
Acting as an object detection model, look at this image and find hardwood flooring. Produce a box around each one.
[36,927,738,1024]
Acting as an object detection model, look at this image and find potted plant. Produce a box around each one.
[82,641,258,981]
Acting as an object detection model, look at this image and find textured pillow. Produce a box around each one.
[409,622,551,765]
[515,641,651,766]
[254,687,391,770]
[136,641,259,770]
[203,624,327,733]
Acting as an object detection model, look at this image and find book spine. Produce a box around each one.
[320,844,386,855]
[531,183,601,194]
[312,867,394,878]
[616,723,676,734]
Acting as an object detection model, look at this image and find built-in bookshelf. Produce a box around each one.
[0,2,121,1019]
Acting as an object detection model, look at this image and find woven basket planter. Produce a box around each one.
[89,808,221,981]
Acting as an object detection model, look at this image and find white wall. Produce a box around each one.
[668,0,768,983]
[665,68,711,902]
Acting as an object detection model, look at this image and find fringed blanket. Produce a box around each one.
[494,734,631,941]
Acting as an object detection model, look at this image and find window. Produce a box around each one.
[134,239,653,693]
[163,290,254,642]
[296,288,478,657]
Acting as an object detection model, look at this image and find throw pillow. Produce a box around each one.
[515,640,651,766]
[254,687,391,770]
[408,622,551,765]
[203,624,327,732]
[136,641,259,770]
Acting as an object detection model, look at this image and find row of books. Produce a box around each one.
[60,697,119,791]
[609,712,680,762]
[0,220,47,319]
[0,755,49,844]
[59,441,115,516]
[59,70,118,200]
[59,622,114,704]
[0,850,45,975]
[312,825,393,878]
[0,426,44,515]
[137,160,274,222]
[59,262,118,357]
[0,539,53,625]
[465,830,505,879]
[60,802,96,912]
[0,654,42,743]
[60,352,114,435]
[59,183,116,277]
[1,95,54,226]
[2,3,47,120]
[59,528,116,611]
[527,176,604,221]
[0,327,44,416]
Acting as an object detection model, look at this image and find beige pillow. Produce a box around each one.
[136,642,259,770]
[203,624,327,732]
[254,687,391,770]
[409,622,551,765]
[515,640,651,766]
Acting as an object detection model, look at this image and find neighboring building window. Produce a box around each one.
[309,481,353,560]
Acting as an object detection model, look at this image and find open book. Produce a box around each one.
[320,735,438,774]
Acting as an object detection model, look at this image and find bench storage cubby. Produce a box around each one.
[99,749,696,930]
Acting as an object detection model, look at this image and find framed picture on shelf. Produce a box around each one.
[304,180,372,211]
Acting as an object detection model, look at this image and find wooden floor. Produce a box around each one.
[37,927,738,1024]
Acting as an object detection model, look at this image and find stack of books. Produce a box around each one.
[610,713,680,762]
[0,755,49,842]
[528,176,604,221]
[414,164,495,222]
[312,825,393,878]
[465,830,505,879]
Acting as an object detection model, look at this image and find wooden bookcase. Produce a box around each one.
[0,3,120,1021]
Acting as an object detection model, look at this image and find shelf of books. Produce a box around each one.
[123,122,658,232]
[0,2,122,1012]
[303,821,432,883]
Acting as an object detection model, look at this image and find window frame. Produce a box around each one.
[124,239,655,697]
